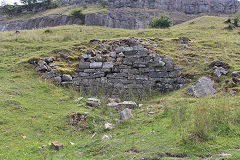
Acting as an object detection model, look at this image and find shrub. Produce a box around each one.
[149,15,173,28]
[71,9,85,23]
[2,5,15,14]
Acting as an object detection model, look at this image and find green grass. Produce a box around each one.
[0,16,239,159]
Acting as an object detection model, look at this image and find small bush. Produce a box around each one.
[71,9,85,23]
[149,15,173,28]
[225,24,236,30]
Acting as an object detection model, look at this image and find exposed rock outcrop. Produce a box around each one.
[0,15,82,32]
[85,7,195,29]
[108,0,239,14]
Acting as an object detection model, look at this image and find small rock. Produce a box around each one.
[74,97,84,102]
[120,108,132,120]
[108,98,121,103]
[110,52,117,58]
[53,76,62,83]
[118,52,125,57]
[232,71,240,78]
[219,153,232,157]
[213,66,228,77]
[120,101,138,109]
[229,90,236,95]
[91,132,97,139]
[102,135,112,140]
[185,76,216,98]
[115,118,120,124]
[104,122,114,130]
[51,141,63,151]
[39,145,47,149]
[87,98,101,107]
[44,57,54,63]
[62,74,72,82]
[107,102,119,108]
[179,37,191,44]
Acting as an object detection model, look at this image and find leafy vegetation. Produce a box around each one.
[71,9,85,22]
[149,15,173,28]
[0,16,239,159]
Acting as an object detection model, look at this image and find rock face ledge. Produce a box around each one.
[108,0,239,14]
[0,15,82,32]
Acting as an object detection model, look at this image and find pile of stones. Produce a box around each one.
[73,38,188,97]
[30,38,189,98]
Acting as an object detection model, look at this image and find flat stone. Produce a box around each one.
[79,62,90,69]
[120,101,138,109]
[90,62,103,69]
[115,46,133,53]
[102,62,114,69]
[185,76,216,98]
[87,98,101,107]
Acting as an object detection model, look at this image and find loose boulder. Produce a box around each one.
[185,76,216,97]
[120,108,132,120]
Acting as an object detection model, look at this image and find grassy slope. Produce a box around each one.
[1,5,107,22]
[0,16,239,159]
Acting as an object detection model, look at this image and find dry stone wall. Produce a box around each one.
[31,38,189,98]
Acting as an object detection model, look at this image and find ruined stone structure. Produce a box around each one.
[31,38,189,98]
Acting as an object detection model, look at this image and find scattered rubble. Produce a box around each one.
[67,112,87,126]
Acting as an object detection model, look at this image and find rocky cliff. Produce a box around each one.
[0,0,239,32]
[0,15,82,32]
[108,0,239,14]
